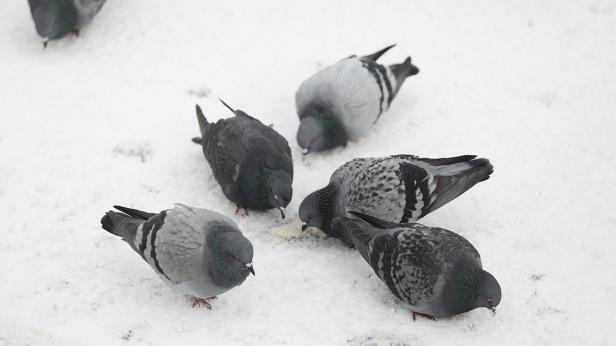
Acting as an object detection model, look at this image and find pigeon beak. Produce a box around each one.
[278,207,286,219]
[43,38,49,48]
[488,300,496,315]
[301,147,310,161]
[245,263,255,276]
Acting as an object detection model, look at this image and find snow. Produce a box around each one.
[1,0,615,345]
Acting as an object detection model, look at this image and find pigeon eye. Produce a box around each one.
[232,255,240,261]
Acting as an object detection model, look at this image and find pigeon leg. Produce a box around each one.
[191,296,217,309]
[411,311,435,321]
[70,29,80,37]
[235,204,249,216]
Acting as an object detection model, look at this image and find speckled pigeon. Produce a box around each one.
[299,155,493,244]
[28,0,106,47]
[332,211,501,319]
[296,44,419,153]
[192,101,293,219]
[101,204,254,308]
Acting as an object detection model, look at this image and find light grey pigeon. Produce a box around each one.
[100,204,254,308]
[332,211,501,319]
[299,155,493,244]
[28,0,106,47]
[192,101,293,219]
[296,44,419,153]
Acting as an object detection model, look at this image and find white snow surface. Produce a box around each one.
[1,0,615,345]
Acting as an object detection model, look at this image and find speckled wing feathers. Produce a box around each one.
[340,215,482,314]
[329,155,491,226]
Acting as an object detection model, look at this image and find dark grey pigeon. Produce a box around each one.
[101,204,254,309]
[299,155,493,244]
[28,0,106,47]
[296,44,419,153]
[332,211,501,319]
[192,101,293,219]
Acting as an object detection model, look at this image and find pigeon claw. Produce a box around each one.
[235,204,249,216]
[191,296,216,310]
[411,311,435,321]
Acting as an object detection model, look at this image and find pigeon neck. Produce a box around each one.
[317,184,337,231]
[238,166,270,207]
[309,109,348,149]
[445,263,484,314]
[206,228,250,288]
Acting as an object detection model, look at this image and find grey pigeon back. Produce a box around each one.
[192,102,293,218]
[295,45,419,153]
[332,212,501,318]
[101,204,255,307]
[299,154,493,242]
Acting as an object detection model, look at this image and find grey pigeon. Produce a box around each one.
[192,101,293,219]
[299,155,493,244]
[332,211,501,319]
[28,0,106,47]
[101,204,254,308]
[296,44,419,153]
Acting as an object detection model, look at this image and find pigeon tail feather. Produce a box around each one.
[332,215,383,261]
[390,56,419,96]
[423,156,494,213]
[112,205,156,220]
[195,104,210,140]
[363,44,396,62]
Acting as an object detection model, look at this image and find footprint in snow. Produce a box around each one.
[112,141,152,163]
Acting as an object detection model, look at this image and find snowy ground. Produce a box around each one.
[1,0,615,345]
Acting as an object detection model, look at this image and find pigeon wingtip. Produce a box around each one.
[218,98,235,113]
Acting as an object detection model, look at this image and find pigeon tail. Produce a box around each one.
[112,205,156,220]
[421,156,494,214]
[100,212,118,235]
[332,215,381,259]
[390,57,419,96]
[101,210,140,238]
[101,209,146,254]
[331,217,355,246]
[348,211,400,229]
[363,44,396,62]
[195,104,210,141]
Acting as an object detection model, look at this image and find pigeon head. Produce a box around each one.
[474,270,501,312]
[299,184,336,232]
[267,170,293,219]
[29,0,77,41]
[297,110,348,154]
[207,227,255,288]
[450,266,501,315]
[238,163,292,218]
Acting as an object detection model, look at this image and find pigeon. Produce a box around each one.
[192,101,293,219]
[28,0,106,47]
[299,155,493,244]
[295,44,419,154]
[332,211,501,319]
[100,204,255,308]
